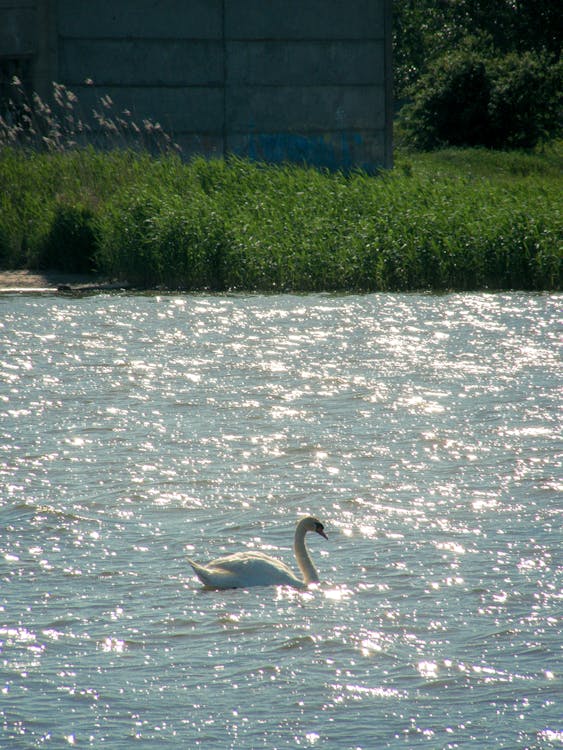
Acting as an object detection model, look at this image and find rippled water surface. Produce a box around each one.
[1,292,561,749]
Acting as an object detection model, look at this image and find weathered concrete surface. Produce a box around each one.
[0,2,36,55]
[1,0,392,170]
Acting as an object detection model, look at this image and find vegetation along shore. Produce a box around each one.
[1,2,560,293]
[0,143,561,292]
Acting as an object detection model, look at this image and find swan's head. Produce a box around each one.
[300,516,328,540]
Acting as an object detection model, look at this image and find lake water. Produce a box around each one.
[0,291,561,749]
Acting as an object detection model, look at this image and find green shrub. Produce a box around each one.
[38,203,97,272]
[488,53,562,148]
[400,48,491,150]
[399,48,562,150]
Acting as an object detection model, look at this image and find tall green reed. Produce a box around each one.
[0,77,182,271]
[2,147,560,289]
[0,77,560,290]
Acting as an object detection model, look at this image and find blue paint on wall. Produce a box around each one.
[243,132,375,173]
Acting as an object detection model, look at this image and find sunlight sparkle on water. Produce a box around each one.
[1,291,560,748]
[417,661,439,679]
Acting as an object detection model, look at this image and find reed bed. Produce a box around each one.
[0,82,561,291]
[1,146,560,291]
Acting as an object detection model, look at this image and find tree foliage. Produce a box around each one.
[394,0,563,149]
[394,0,562,100]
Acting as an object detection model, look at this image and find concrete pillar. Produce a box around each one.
[34,0,58,100]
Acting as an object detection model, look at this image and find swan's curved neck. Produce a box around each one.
[294,522,319,584]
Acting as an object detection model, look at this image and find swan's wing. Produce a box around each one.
[187,558,246,589]
[188,551,302,588]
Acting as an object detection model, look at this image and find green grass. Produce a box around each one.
[0,143,561,291]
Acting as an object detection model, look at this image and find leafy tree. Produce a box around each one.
[399,45,562,150]
[393,0,562,148]
[487,52,563,149]
[393,0,563,100]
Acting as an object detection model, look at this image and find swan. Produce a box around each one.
[187,516,327,589]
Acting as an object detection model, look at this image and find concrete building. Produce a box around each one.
[1,0,392,171]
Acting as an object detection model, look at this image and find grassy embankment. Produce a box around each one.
[0,143,561,291]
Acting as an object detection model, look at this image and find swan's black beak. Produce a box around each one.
[315,524,328,540]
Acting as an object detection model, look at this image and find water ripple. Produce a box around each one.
[0,292,561,748]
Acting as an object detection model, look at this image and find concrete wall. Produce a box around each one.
[1,0,392,171]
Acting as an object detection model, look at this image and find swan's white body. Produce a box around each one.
[188,516,327,589]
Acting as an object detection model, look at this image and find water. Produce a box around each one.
[1,291,561,749]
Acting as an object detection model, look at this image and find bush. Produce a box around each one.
[400,48,491,149]
[399,48,562,150]
[488,53,562,148]
[38,203,97,272]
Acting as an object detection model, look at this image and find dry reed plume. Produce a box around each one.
[0,77,181,155]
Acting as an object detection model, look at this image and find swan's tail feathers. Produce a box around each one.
[187,558,213,586]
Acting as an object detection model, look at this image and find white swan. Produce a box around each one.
[188,516,327,589]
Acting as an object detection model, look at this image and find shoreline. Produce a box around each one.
[1,147,560,293]
[0,270,129,293]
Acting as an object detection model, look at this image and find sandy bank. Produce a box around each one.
[0,270,127,293]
